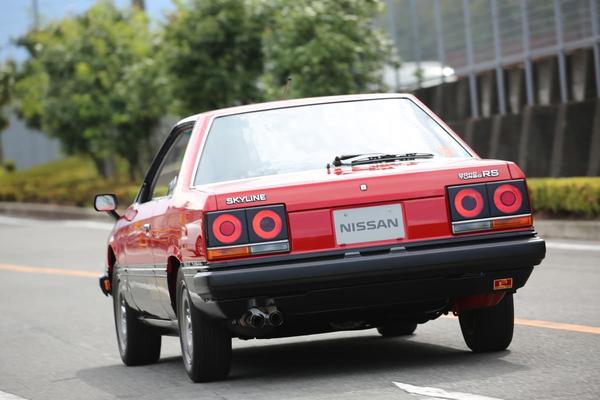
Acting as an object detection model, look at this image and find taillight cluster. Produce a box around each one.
[447,180,532,234]
[205,205,289,260]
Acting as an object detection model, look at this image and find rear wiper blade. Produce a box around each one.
[332,152,434,167]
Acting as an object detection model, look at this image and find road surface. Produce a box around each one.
[0,215,598,400]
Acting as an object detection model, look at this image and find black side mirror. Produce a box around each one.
[94,193,120,221]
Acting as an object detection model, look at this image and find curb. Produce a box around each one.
[1,202,599,241]
[0,202,106,222]
[533,219,600,242]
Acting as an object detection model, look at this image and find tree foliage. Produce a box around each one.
[0,60,16,131]
[261,0,391,99]
[13,2,166,179]
[161,0,265,115]
[10,0,392,178]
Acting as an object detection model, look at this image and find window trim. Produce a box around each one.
[136,122,195,204]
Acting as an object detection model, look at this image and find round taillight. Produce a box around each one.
[212,214,242,244]
[219,221,235,236]
[252,210,282,240]
[493,184,523,214]
[454,188,484,218]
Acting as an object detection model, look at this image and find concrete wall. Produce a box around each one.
[414,48,600,177]
[0,111,62,170]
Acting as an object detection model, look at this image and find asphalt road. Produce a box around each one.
[0,215,599,400]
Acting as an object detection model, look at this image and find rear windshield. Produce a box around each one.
[194,98,471,185]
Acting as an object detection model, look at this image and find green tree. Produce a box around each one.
[0,60,16,131]
[161,0,265,115]
[13,2,166,179]
[261,0,391,99]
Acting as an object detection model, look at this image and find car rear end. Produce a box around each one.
[185,95,545,339]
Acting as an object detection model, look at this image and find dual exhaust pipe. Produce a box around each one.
[240,307,284,329]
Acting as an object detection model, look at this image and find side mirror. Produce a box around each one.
[94,194,120,220]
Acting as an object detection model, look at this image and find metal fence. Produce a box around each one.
[385,0,600,117]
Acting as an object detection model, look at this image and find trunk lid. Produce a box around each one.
[207,158,511,212]
[201,158,513,253]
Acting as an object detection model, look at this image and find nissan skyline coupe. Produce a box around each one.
[95,93,546,382]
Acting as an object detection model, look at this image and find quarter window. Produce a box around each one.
[150,130,192,199]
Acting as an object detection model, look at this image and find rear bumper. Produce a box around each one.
[191,231,545,319]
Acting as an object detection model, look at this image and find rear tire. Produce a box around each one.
[113,272,161,366]
[377,321,417,337]
[176,270,231,382]
[459,293,514,352]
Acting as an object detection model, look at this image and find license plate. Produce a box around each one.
[333,204,405,245]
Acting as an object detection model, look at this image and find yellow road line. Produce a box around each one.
[514,318,600,335]
[443,313,600,335]
[0,263,98,278]
[2,263,600,335]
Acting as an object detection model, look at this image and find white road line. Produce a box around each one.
[546,241,600,252]
[0,390,28,400]
[393,382,503,400]
[0,215,112,230]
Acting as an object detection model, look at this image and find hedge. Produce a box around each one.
[1,158,599,218]
[0,157,138,207]
[528,177,600,218]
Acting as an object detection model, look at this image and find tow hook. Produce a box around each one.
[99,274,112,296]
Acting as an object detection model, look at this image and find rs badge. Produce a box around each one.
[493,278,513,290]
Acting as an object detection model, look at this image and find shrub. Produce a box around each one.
[3,160,15,172]
[1,158,599,219]
[528,177,600,218]
[0,156,138,207]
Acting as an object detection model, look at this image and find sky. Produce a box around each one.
[0,0,175,62]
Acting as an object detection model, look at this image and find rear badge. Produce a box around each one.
[225,193,267,205]
[360,184,368,191]
[458,169,500,180]
[493,278,513,290]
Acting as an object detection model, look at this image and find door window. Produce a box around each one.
[150,130,192,199]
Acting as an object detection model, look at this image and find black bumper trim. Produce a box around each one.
[193,233,545,301]
[205,229,538,270]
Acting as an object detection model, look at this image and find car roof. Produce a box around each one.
[174,93,414,126]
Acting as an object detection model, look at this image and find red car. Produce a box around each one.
[95,94,545,382]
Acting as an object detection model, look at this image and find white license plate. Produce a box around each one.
[333,204,405,245]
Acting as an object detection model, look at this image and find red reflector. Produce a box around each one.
[212,214,242,244]
[454,188,484,218]
[493,184,523,214]
[494,278,513,290]
[252,209,283,240]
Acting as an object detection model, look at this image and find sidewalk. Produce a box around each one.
[0,202,599,241]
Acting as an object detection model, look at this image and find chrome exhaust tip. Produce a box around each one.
[268,310,284,327]
[243,308,267,329]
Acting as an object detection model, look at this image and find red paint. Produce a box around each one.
[107,94,536,270]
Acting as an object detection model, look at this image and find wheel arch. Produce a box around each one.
[166,255,181,315]
[106,245,117,285]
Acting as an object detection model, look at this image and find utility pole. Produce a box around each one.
[32,0,39,30]
[132,0,146,11]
